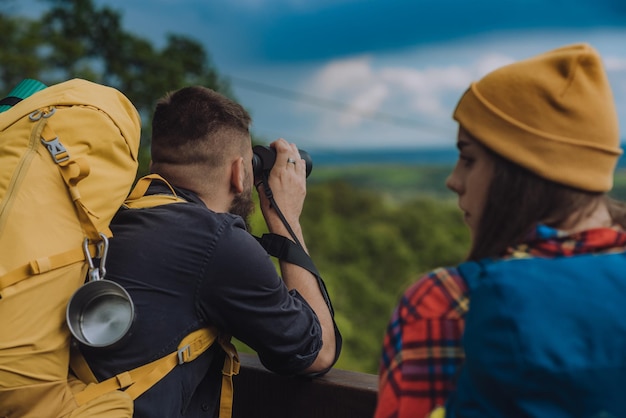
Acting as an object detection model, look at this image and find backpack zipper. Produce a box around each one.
[0,110,51,233]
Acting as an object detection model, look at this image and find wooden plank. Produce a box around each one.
[233,353,378,418]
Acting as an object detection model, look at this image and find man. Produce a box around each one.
[81,86,341,417]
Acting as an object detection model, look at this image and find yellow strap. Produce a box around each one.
[70,343,98,385]
[40,120,102,243]
[73,327,219,406]
[428,407,446,418]
[127,174,179,200]
[124,194,187,209]
[217,336,240,418]
[124,174,186,208]
[0,244,96,291]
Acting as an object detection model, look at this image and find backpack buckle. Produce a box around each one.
[177,344,191,365]
[41,136,70,163]
[29,107,56,121]
[32,107,70,164]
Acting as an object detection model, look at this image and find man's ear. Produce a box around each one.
[230,157,245,194]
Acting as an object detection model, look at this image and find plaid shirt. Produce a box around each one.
[375,225,626,418]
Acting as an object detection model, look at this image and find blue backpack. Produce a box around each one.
[446,251,626,418]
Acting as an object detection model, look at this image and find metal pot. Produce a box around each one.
[66,234,135,348]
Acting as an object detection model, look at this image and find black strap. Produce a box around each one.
[0,96,22,107]
[255,232,343,373]
[256,233,319,277]
[255,233,334,316]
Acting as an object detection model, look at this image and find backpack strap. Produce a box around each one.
[123,174,187,208]
[457,253,533,292]
[427,407,446,418]
[217,335,240,418]
[73,327,214,400]
[456,260,484,291]
[0,244,98,293]
[72,327,239,418]
[70,342,99,385]
[37,111,102,242]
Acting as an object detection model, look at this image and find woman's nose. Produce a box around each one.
[446,171,460,194]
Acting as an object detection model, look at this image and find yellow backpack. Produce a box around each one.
[0,78,141,417]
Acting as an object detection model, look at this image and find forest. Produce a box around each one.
[4,0,626,375]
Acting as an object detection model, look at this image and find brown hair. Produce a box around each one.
[151,86,251,169]
[468,146,625,261]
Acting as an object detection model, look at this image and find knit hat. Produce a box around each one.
[453,43,621,192]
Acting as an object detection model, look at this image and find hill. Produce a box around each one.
[310,147,458,167]
[309,144,626,169]
[307,145,626,202]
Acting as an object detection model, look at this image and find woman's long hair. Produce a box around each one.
[467,147,625,261]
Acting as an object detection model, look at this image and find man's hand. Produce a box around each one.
[256,138,307,242]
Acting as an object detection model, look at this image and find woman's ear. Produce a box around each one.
[230,157,245,194]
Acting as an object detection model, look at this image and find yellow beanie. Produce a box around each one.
[453,43,621,192]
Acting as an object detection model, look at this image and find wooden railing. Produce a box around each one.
[232,353,378,418]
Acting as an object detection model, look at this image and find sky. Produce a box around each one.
[12,0,626,151]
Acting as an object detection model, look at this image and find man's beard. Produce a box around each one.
[229,185,254,231]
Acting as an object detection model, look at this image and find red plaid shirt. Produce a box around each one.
[375,225,626,418]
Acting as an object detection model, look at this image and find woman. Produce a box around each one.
[375,43,626,418]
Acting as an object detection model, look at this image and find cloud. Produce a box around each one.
[340,84,389,127]
[308,56,390,127]
[380,66,471,116]
[308,51,517,130]
[313,56,377,94]
[473,53,515,76]
[241,29,626,149]
[605,56,626,72]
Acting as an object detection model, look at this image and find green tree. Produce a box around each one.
[0,13,45,89]
[300,180,469,373]
[1,0,233,175]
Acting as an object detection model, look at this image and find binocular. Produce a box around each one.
[252,145,312,178]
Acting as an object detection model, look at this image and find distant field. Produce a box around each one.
[611,169,626,201]
[309,164,455,203]
[309,164,626,203]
